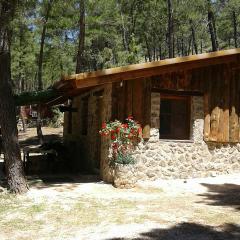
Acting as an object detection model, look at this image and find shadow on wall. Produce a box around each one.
[199,183,240,211]
[106,223,240,240]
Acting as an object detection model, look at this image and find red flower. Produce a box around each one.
[102,122,107,129]
[112,143,118,149]
[116,127,120,133]
[130,129,135,133]
[111,135,116,140]
[127,116,133,120]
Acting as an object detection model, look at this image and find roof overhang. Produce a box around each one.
[50,48,240,104]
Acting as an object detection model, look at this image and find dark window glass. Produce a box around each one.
[160,95,190,140]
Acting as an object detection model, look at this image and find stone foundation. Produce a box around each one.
[132,133,240,181]
[116,95,240,182]
[113,164,137,188]
[64,86,240,184]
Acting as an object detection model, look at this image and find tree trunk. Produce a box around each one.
[76,0,86,73]
[233,10,238,48]
[159,44,162,60]
[0,53,28,193]
[0,2,28,193]
[207,1,218,51]
[18,24,26,132]
[38,0,52,91]
[37,0,53,144]
[181,37,184,56]
[190,19,198,54]
[144,34,152,62]
[188,36,192,55]
[167,0,174,58]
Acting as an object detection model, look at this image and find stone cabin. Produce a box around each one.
[53,49,240,183]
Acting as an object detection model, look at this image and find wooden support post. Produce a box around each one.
[142,78,151,139]
[67,98,73,134]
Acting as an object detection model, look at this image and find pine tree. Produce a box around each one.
[0,0,28,194]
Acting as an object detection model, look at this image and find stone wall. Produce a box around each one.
[63,84,113,181]
[64,87,240,184]
[121,95,240,181]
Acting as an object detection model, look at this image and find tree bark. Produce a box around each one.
[233,10,238,48]
[18,24,26,132]
[0,53,28,193]
[181,37,184,56]
[76,0,85,73]
[144,34,152,62]
[37,0,52,90]
[167,0,174,58]
[37,0,53,144]
[159,43,162,60]
[207,1,218,51]
[190,19,198,54]
[188,36,192,55]
[0,0,28,193]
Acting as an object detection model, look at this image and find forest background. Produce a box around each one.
[11,0,240,94]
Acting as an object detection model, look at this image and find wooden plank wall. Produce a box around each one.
[204,65,228,142]
[151,70,204,92]
[111,78,151,139]
[111,63,240,143]
[151,64,240,143]
[204,64,240,143]
[229,66,240,142]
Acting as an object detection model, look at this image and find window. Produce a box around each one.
[160,95,190,140]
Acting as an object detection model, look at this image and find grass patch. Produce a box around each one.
[0,193,21,214]
[192,207,240,225]
[0,183,239,240]
[26,203,46,214]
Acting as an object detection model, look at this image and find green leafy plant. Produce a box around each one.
[99,116,142,165]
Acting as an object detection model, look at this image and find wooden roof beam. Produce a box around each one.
[70,50,240,89]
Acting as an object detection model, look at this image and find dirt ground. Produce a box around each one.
[0,127,239,240]
[0,174,239,239]
[18,127,64,147]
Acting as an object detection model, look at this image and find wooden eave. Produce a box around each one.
[53,48,240,97]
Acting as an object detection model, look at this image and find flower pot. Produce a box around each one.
[113,163,137,189]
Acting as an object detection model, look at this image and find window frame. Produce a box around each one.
[159,94,191,140]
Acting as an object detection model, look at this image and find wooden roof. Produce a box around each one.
[55,48,240,90]
[49,48,240,105]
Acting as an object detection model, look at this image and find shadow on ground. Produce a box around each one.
[19,134,62,147]
[199,183,240,211]
[0,174,101,191]
[106,223,240,240]
[27,174,101,190]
